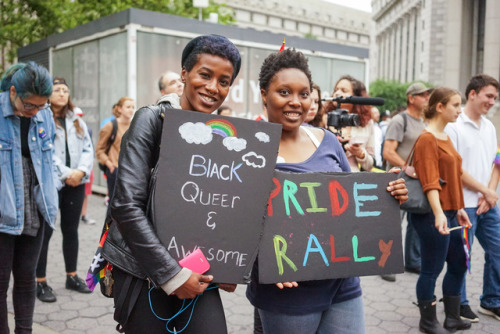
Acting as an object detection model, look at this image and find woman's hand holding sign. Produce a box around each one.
[387,168,408,204]
[173,273,213,299]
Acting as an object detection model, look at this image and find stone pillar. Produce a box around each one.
[413,6,421,80]
[394,20,402,82]
[483,0,500,79]
[389,27,395,80]
[400,14,409,83]
[407,9,416,82]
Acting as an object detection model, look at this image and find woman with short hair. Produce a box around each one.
[246,49,408,334]
[103,34,241,333]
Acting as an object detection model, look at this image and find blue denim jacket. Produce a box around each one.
[53,110,94,183]
[0,91,59,235]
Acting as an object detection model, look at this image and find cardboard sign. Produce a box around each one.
[154,109,282,283]
[258,171,403,284]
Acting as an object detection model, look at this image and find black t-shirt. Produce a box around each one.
[20,116,31,158]
[57,117,71,167]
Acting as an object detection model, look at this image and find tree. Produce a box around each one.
[369,79,434,113]
[0,0,235,76]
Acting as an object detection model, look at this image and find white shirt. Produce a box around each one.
[373,122,383,167]
[445,113,497,208]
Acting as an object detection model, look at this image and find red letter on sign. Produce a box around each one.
[267,177,281,217]
[330,235,350,263]
[328,180,349,216]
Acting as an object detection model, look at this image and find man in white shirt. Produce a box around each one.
[445,74,500,322]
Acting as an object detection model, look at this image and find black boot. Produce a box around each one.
[443,295,471,332]
[418,299,449,334]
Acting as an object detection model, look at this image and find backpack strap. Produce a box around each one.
[401,112,407,134]
[109,119,118,147]
[103,119,118,155]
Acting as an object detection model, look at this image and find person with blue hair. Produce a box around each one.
[102,34,241,333]
[0,62,58,333]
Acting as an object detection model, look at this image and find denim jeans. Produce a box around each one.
[409,211,467,301]
[404,212,421,270]
[461,206,500,308]
[0,223,45,334]
[258,296,365,334]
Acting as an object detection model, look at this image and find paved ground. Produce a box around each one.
[7,193,499,333]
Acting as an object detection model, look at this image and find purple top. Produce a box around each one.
[247,130,362,315]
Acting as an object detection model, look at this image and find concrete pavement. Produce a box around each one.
[6,193,499,333]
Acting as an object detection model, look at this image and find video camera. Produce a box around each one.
[322,96,385,129]
[322,95,385,142]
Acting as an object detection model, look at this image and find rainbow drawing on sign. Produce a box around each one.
[206,119,237,138]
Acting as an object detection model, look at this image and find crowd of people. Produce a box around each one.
[0,33,499,334]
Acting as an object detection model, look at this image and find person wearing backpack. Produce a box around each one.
[382,82,431,282]
[96,97,134,202]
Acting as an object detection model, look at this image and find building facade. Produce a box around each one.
[371,0,500,93]
[214,0,371,48]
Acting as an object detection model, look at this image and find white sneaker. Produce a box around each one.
[81,216,96,225]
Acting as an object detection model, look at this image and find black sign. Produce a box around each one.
[154,109,282,283]
[258,171,403,284]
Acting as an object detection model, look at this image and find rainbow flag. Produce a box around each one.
[279,38,285,52]
[460,226,471,274]
[86,229,109,291]
[494,145,500,165]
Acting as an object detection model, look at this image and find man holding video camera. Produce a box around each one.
[382,82,431,282]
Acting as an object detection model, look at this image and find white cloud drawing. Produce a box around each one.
[255,132,270,143]
[179,122,213,145]
[223,137,247,152]
[242,152,266,168]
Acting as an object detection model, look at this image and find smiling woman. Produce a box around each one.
[246,48,408,334]
[180,54,233,113]
[102,34,241,333]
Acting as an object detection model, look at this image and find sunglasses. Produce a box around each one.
[19,97,50,111]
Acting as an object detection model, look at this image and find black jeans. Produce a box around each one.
[105,168,117,202]
[0,223,45,334]
[113,267,228,334]
[36,184,85,277]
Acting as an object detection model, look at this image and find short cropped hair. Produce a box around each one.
[158,71,177,92]
[0,62,52,99]
[181,35,241,84]
[465,74,499,100]
[258,48,312,92]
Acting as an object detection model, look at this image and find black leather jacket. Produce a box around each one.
[102,102,181,287]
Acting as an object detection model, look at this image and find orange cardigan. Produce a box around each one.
[413,131,464,211]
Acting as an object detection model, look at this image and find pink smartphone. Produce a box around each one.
[179,249,210,274]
